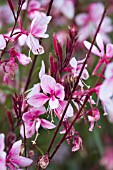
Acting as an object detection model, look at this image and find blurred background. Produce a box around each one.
[0,0,113,170]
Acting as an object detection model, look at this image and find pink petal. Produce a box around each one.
[96,33,104,54]
[0,34,6,50]
[0,134,5,151]
[20,122,36,138]
[41,119,56,129]
[26,34,44,55]
[13,156,33,167]
[106,43,113,58]
[9,140,22,158]
[84,41,101,57]
[49,97,59,109]
[39,60,45,80]
[55,83,65,100]
[27,83,40,98]
[41,75,56,94]
[23,106,46,122]
[27,93,49,107]
[16,53,32,66]
[30,16,52,38]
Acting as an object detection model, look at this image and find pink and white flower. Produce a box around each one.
[6,140,33,169]
[23,15,52,55]
[20,106,56,138]
[75,2,113,42]
[84,33,113,75]
[69,57,89,80]
[87,108,100,131]
[27,75,65,109]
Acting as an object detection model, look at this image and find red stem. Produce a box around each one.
[46,7,107,155]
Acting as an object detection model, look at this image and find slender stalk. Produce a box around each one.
[50,95,89,159]
[24,0,54,92]
[46,7,107,154]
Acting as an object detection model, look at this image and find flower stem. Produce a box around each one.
[46,6,107,155]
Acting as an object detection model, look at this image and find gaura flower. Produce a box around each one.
[6,140,33,169]
[27,75,65,109]
[84,33,113,75]
[20,106,56,138]
[75,2,113,42]
[21,15,52,55]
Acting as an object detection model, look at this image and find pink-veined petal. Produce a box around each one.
[96,33,104,54]
[39,60,45,80]
[16,53,32,66]
[12,156,33,167]
[20,122,36,138]
[30,16,52,38]
[41,75,56,94]
[26,34,44,55]
[49,97,59,109]
[84,40,101,57]
[0,34,6,50]
[9,140,22,158]
[27,83,40,98]
[41,118,56,129]
[27,93,49,107]
[55,83,65,100]
[22,106,46,122]
[106,43,113,58]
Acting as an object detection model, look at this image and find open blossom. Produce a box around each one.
[20,107,56,138]
[84,33,113,75]
[0,134,6,170]
[6,140,33,169]
[28,75,65,109]
[99,62,113,122]
[69,57,89,80]
[75,2,113,42]
[87,108,100,131]
[21,15,52,55]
